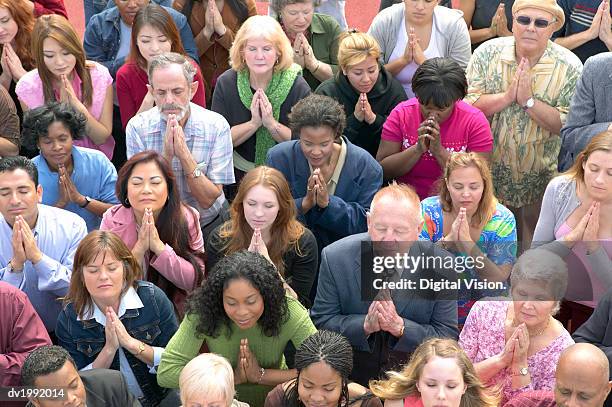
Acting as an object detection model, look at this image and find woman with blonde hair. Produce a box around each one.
[55,230,179,406]
[370,338,499,407]
[315,31,406,157]
[211,15,310,198]
[16,14,114,159]
[420,152,517,324]
[533,130,612,324]
[206,165,317,307]
[180,353,249,407]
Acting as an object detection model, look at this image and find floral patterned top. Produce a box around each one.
[459,301,574,404]
[420,196,517,323]
[465,37,583,208]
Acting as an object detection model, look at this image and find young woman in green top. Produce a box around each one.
[157,250,317,407]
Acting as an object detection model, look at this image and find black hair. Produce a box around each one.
[411,57,467,109]
[288,94,346,140]
[179,0,250,24]
[21,345,77,386]
[186,250,288,338]
[283,331,354,407]
[0,155,39,186]
[21,102,86,152]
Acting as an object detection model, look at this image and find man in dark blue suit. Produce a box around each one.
[311,182,458,385]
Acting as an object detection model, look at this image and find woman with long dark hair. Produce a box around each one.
[116,3,206,129]
[173,0,257,104]
[100,150,205,317]
[16,14,114,159]
[265,330,381,407]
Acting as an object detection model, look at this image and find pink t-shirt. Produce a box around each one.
[381,98,493,199]
[16,61,115,159]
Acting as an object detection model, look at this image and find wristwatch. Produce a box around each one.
[135,341,146,356]
[189,165,204,179]
[513,366,529,376]
[522,97,535,111]
[79,196,92,208]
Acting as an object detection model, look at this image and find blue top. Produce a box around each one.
[0,205,87,331]
[265,137,382,251]
[33,146,119,232]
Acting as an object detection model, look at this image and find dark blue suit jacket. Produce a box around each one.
[265,137,382,252]
[311,232,458,382]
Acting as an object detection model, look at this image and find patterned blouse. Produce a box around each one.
[465,37,582,208]
[420,196,517,323]
[459,301,574,404]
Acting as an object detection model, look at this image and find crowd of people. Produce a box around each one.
[1,0,612,407]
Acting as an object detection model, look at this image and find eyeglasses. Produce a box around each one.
[515,15,556,28]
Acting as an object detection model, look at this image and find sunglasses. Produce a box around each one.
[515,15,556,28]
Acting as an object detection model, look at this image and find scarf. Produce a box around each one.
[237,63,302,165]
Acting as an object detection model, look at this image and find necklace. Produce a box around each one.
[527,317,551,338]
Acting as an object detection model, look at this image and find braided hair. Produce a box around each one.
[283,331,353,407]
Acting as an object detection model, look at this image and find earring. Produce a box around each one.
[124,197,130,206]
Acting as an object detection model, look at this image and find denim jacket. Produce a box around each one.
[84,6,199,78]
[55,281,178,407]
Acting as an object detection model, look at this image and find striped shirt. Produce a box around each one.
[126,103,235,226]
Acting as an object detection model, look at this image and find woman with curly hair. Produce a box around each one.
[265,330,381,407]
[23,102,118,232]
[157,250,317,407]
[370,338,499,407]
[206,165,318,307]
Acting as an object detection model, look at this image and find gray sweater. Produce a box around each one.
[559,52,612,171]
[367,3,471,69]
[532,175,612,288]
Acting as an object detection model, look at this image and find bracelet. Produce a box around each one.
[257,367,266,384]
[312,61,321,74]
[399,325,405,337]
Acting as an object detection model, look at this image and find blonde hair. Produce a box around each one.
[439,152,497,229]
[565,130,612,183]
[370,181,422,222]
[338,31,381,72]
[370,338,499,407]
[31,15,93,107]
[179,353,235,407]
[229,15,294,72]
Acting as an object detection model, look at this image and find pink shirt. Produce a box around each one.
[459,301,574,404]
[381,98,493,199]
[16,62,115,159]
[100,204,204,296]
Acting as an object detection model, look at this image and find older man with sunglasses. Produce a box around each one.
[465,0,583,248]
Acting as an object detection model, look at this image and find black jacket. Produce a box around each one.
[315,66,407,157]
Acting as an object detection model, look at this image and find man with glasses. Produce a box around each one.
[465,0,583,248]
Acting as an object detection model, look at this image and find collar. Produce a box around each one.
[104,6,122,23]
[78,286,143,324]
[309,13,325,34]
[500,38,556,67]
[108,204,136,226]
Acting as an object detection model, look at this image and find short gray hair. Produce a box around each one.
[270,0,320,15]
[510,248,568,313]
[147,52,196,86]
[179,353,235,407]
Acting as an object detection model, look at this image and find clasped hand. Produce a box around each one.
[56,164,85,208]
[133,208,165,260]
[505,58,533,107]
[416,114,440,155]
[11,215,42,269]
[402,27,426,66]
[302,168,329,213]
[249,89,275,131]
[235,338,263,385]
[104,307,140,354]
[563,201,601,253]
[354,93,376,124]
[163,114,190,161]
[364,291,404,337]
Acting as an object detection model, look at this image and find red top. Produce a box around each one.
[116,60,206,129]
[0,282,52,386]
[33,0,68,18]
[403,395,424,407]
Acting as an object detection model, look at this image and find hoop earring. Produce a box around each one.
[124,197,130,206]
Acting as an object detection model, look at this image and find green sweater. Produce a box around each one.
[157,296,317,407]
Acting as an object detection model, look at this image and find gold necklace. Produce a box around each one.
[527,317,551,338]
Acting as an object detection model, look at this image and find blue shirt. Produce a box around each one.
[0,205,87,331]
[33,146,119,232]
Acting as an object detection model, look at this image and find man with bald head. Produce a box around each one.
[555,343,612,407]
[311,182,458,385]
